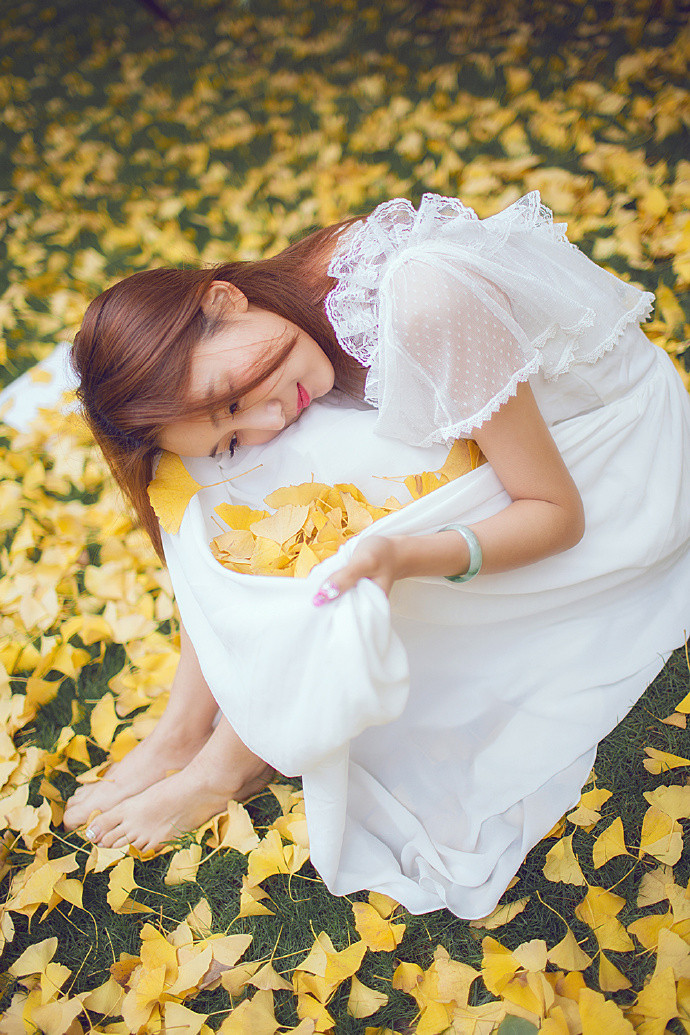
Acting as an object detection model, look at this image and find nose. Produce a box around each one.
[242,399,286,432]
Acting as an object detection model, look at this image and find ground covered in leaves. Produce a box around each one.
[1,0,690,1031]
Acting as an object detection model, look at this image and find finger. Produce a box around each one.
[312,564,361,607]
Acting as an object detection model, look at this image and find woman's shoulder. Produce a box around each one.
[326,191,570,281]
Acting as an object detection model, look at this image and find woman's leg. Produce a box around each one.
[81,713,274,851]
[63,621,222,830]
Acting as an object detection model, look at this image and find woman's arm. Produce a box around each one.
[315,381,585,602]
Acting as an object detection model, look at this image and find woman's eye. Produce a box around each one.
[228,434,238,456]
[228,402,238,416]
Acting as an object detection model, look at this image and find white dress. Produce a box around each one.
[7,193,688,919]
[159,193,690,918]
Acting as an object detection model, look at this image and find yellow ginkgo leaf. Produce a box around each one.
[147,451,204,534]
[106,856,154,914]
[203,800,261,854]
[654,928,690,982]
[480,938,520,996]
[215,502,268,530]
[295,991,334,1031]
[250,505,309,545]
[323,939,368,987]
[238,878,275,918]
[598,952,632,992]
[539,1007,571,1035]
[437,438,476,480]
[469,896,530,930]
[542,834,586,885]
[578,987,635,1034]
[250,962,293,992]
[643,784,690,821]
[32,997,84,1035]
[347,974,388,1018]
[214,985,279,1035]
[368,891,399,918]
[627,912,674,951]
[221,960,262,996]
[674,687,690,713]
[210,528,255,561]
[574,887,634,953]
[352,902,406,952]
[636,864,675,908]
[547,928,593,971]
[89,691,120,750]
[639,805,684,865]
[293,543,321,578]
[8,935,58,976]
[265,483,337,508]
[593,817,629,868]
[643,746,690,774]
[164,844,202,886]
[161,1002,207,1035]
[632,966,678,1033]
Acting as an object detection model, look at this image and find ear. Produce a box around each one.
[201,280,249,318]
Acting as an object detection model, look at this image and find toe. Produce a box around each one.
[99,822,126,849]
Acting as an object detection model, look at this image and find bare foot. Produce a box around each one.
[82,754,275,852]
[63,716,213,832]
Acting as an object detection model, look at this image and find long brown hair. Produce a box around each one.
[71,217,365,559]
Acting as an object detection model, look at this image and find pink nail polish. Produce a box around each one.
[312,579,341,607]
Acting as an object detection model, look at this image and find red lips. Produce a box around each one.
[297,383,310,412]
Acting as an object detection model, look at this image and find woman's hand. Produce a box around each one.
[313,535,401,606]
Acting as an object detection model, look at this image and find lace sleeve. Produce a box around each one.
[325,193,655,447]
[372,250,541,446]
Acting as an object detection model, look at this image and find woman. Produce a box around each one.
[64,192,690,918]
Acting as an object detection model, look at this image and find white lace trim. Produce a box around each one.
[415,352,543,447]
[541,289,655,381]
[325,191,573,372]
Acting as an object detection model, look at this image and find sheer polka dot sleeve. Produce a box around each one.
[372,251,540,445]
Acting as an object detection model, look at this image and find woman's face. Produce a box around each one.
[158,305,336,459]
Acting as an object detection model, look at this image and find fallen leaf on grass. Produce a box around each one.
[347,974,389,1018]
[352,902,406,951]
[592,817,629,868]
[638,805,684,865]
[577,987,635,1033]
[598,952,632,992]
[469,896,530,929]
[643,746,690,774]
[546,929,593,972]
[574,887,634,953]
[106,855,154,914]
[164,843,202,885]
[542,834,586,886]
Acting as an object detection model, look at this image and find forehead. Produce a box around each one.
[188,320,290,402]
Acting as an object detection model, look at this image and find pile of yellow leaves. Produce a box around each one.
[147,440,483,576]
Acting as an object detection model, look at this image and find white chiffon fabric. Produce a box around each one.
[5,193,690,919]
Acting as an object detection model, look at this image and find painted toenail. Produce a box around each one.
[84,826,96,840]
